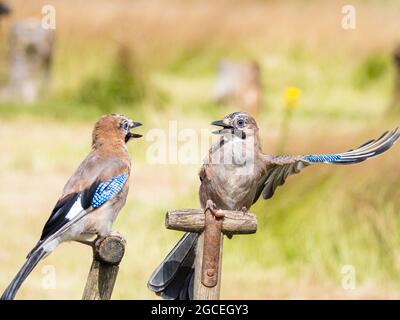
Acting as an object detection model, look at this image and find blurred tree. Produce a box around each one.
[0,2,10,16]
[0,21,55,104]
[213,59,263,115]
[0,2,10,81]
[0,2,10,39]
[77,44,146,113]
[353,53,388,89]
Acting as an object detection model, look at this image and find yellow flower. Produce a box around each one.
[284,86,302,109]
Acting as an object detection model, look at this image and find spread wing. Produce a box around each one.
[254,128,399,202]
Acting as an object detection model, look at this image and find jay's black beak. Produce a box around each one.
[127,122,143,141]
[130,121,142,128]
[211,120,233,135]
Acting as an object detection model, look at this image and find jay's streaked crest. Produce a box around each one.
[1,114,142,300]
[148,111,399,300]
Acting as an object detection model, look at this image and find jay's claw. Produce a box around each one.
[94,235,107,252]
[94,231,126,251]
[205,200,216,211]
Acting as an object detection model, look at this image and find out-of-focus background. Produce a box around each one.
[0,0,400,299]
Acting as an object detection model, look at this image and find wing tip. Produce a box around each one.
[305,127,399,165]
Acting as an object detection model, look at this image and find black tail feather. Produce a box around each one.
[148,232,198,300]
[160,246,196,300]
[1,248,46,300]
[179,268,195,300]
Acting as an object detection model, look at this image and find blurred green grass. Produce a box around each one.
[1,0,400,299]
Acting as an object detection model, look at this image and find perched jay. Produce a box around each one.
[148,111,400,299]
[1,114,142,300]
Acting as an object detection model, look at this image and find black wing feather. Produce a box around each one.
[81,179,101,209]
[39,193,79,241]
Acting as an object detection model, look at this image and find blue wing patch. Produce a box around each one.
[91,173,129,208]
[304,154,342,163]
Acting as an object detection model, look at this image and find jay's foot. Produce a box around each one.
[241,206,249,216]
[76,237,105,254]
[94,235,107,252]
[204,199,225,218]
[79,232,126,252]
[95,231,126,250]
[76,239,95,247]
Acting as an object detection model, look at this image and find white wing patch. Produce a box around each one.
[65,195,85,220]
[42,238,60,253]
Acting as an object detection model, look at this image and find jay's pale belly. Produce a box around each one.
[200,163,261,211]
[200,134,265,211]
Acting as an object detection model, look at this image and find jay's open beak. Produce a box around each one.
[211,120,233,135]
[131,121,142,128]
[127,121,143,139]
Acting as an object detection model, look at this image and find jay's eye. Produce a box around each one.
[122,122,129,131]
[237,119,245,127]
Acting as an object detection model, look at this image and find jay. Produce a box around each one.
[1,114,142,300]
[148,111,399,299]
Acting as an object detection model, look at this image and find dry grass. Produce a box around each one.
[4,0,400,59]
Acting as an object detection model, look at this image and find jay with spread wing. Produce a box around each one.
[1,114,142,300]
[148,111,399,299]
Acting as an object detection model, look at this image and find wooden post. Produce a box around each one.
[165,209,257,300]
[82,234,126,300]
